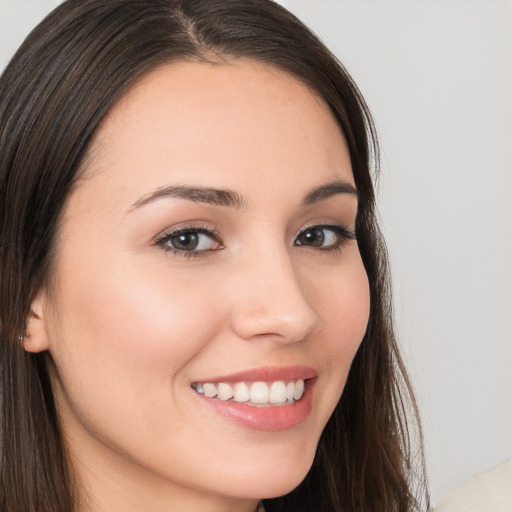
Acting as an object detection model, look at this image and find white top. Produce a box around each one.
[434,458,512,512]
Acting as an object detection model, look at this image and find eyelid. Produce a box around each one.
[154,223,223,258]
[296,222,356,236]
[294,223,356,249]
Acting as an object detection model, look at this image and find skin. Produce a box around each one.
[26,61,370,512]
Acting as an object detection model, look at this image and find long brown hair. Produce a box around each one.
[0,1,429,510]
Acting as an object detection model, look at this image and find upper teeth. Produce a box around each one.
[191,379,306,405]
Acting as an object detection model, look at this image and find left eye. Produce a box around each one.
[158,229,220,252]
[294,225,354,248]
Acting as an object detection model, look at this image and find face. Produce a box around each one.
[31,61,370,510]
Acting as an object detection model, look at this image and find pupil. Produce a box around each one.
[302,228,324,246]
[172,232,198,250]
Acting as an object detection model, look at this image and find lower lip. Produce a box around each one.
[196,380,316,432]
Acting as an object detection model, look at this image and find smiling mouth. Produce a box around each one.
[191,379,308,407]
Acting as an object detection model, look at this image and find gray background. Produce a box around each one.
[1,0,511,504]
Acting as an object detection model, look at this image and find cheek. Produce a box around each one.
[314,253,370,390]
[45,257,234,479]
[47,257,225,408]
[320,252,369,340]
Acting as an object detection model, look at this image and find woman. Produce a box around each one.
[0,1,429,511]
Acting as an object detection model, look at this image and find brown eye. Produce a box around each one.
[157,228,221,253]
[294,225,355,249]
[171,232,201,251]
[295,227,326,247]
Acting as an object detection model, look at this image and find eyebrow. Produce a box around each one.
[128,179,357,213]
[302,180,358,205]
[128,185,246,212]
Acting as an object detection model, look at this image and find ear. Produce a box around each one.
[23,292,51,353]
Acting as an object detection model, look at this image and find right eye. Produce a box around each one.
[156,226,223,256]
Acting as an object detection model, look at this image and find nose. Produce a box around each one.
[229,248,321,343]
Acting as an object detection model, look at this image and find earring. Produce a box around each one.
[17,332,30,342]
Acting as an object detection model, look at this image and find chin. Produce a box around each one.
[217,446,316,500]
[257,466,312,500]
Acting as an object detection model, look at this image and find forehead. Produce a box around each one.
[82,60,353,206]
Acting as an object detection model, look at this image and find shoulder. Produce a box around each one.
[433,458,512,512]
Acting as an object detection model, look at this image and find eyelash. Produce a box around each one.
[155,224,222,260]
[155,223,356,259]
[295,224,356,253]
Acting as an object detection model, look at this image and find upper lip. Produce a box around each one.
[193,365,317,383]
